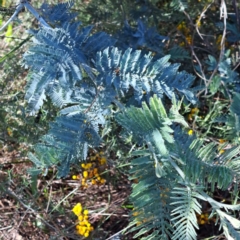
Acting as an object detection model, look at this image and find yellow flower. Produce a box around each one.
[84,231,89,237]
[72,175,77,180]
[190,108,199,114]
[188,129,193,135]
[83,209,89,215]
[83,171,88,179]
[72,203,82,216]
[219,139,226,144]
[100,157,107,165]
[100,179,106,184]
[200,219,206,225]
[86,163,92,168]
[91,179,96,185]
[95,173,99,178]
[78,214,84,221]
[81,163,86,168]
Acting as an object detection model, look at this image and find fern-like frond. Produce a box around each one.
[95,47,197,103]
[216,209,240,240]
[170,186,201,240]
[172,127,240,191]
[23,22,115,115]
[40,1,77,27]
[116,20,168,56]
[226,93,240,139]
[29,112,102,177]
[116,95,188,156]
[128,153,174,239]
[168,45,190,61]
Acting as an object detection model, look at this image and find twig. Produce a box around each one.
[195,1,215,40]
[0,0,50,32]
[3,188,57,232]
[196,0,228,97]
[182,10,208,88]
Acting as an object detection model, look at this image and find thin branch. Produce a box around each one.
[24,1,50,28]
[0,4,23,32]
[196,0,228,97]
[195,1,215,40]
[0,0,51,33]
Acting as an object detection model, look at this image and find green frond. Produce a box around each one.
[172,127,238,191]
[129,153,174,239]
[216,209,240,240]
[116,95,188,156]
[170,186,201,240]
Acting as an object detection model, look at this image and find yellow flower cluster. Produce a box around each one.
[196,212,215,225]
[177,21,192,46]
[72,203,94,238]
[72,150,107,188]
[187,107,199,121]
[219,139,226,144]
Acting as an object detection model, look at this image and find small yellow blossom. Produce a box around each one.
[72,175,77,180]
[78,215,84,221]
[190,108,199,114]
[83,171,88,178]
[100,157,107,165]
[81,163,86,168]
[83,209,89,215]
[86,163,92,168]
[188,129,193,135]
[100,179,106,184]
[72,203,82,216]
[219,139,226,144]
